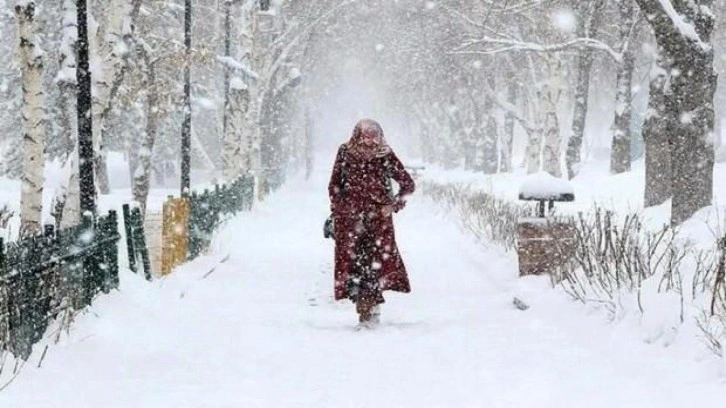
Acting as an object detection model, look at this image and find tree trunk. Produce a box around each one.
[132,44,159,216]
[59,149,81,229]
[223,79,250,180]
[541,57,563,177]
[77,0,97,217]
[566,0,604,179]
[90,0,122,194]
[481,78,498,174]
[643,52,671,207]
[525,128,543,174]
[500,81,516,173]
[53,0,80,230]
[222,0,232,141]
[542,59,563,177]
[610,1,637,174]
[566,49,591,179]
[181,0,192,196]
[635,0,717,225]
[15,1,46,237]
[668,48,716,225]
[56,0,77,159]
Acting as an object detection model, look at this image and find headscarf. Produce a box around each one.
[346,118,392,160]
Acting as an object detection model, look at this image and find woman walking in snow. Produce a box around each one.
[328,119,416,328]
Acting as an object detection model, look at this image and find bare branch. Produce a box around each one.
[453,36,622,62]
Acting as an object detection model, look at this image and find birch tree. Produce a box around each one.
[52,0,80,229]
[131,41,159,214]
[15,0,46,237]
[90,0,142,194]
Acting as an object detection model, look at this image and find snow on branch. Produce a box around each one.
[453,36,622,62]
[217,55,259,80]
[480,78,535,135]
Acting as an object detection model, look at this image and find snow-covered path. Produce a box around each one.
[1,170,724,407]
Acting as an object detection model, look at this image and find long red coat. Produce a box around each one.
[328,144,416,301]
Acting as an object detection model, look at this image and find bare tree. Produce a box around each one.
[609,0,641,174]
[566,0,605,179]
[634,0,717,225]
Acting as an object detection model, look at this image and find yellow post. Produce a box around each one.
[161,197,190,276]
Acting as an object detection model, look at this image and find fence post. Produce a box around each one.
[0,238,6,351]
[14,237,34,359]
[33,225,56,345]
[122,204,137,274]
[107,210,120,290]
[132,208,152,281]
[81,214,97,306]
[188,191,202,260]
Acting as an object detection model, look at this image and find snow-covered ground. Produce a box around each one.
[1,164,725,407]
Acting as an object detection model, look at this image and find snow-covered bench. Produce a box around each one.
[518,172,575,218]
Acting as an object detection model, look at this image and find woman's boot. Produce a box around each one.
[356,295,374,327]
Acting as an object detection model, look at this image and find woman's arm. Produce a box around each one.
[387,151,415,212]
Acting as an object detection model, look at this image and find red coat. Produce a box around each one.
[328,144,416,301]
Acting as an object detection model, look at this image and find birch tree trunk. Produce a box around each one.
[482,78,498,174]
[237,1,256,176]
[59,149,80,229]
[247,2,265,197]
[132,43,158,216]
[91,0,142,194]
[541,56,563,177]
[525,128,543,174]
[52,0,80,229]
[223,79,250,180]
[500,81,516,173]
[15,1,46,237]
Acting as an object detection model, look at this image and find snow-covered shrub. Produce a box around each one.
[421,179,726,355]
[419,180,526,251]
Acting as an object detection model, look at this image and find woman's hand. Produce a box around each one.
[381,205,394,217]
[382,197,407,216]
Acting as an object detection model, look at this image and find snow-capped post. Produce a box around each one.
[516,172,575,277]
[180,0,192,197]
[76,0,96,219]
[15,0,46,238]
